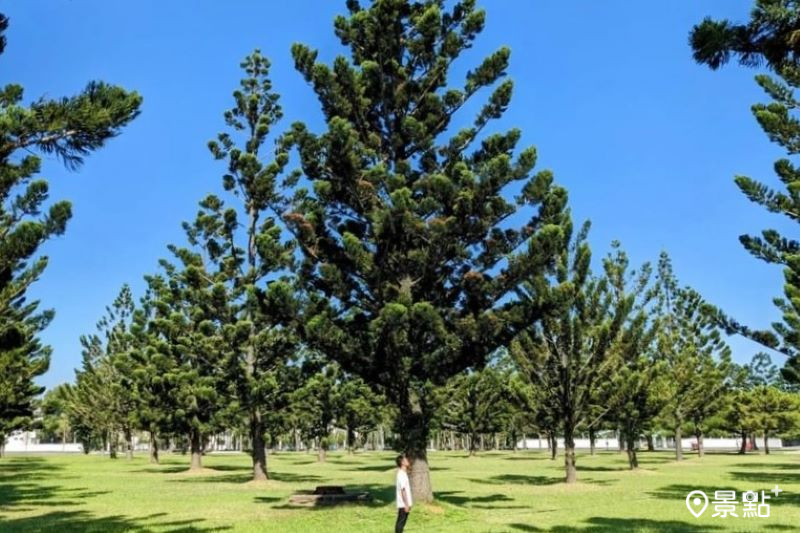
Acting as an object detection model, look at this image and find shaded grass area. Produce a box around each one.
[0,449,798,531]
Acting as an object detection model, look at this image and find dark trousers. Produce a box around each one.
[395,508,409,533]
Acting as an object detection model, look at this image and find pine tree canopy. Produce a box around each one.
[690,0,800,71]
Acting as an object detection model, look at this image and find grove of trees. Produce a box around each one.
[2,0,800,508]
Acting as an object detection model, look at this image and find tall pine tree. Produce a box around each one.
[655,254,732,460]
[605,253,666,470]
[69,285,138,459]
[145,245,229,471]
[283,0,570,501]
[206,50,298,481]
[511,234,637,483]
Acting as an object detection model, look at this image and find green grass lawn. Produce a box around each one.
[0,449,797,532]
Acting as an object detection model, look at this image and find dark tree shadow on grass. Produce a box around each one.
[0,457,104,510]
[509,517,725,532]
[540,517,724,532]
[0,510,228,532]
[732,462,799,470]
[576,465,630,472]
[136,465,191,474]
[169,470,323,484]
[0,457,63,471]
[327,458,362,465]
[269,471,323,483]
[138,462,255,475]
[198,463,250,472]
[254,496,283,504]
[503,454,551,461]
[353,464,393,472]
[468,473,616,487]
[0,457,232,531]
[729,470,799,485]
[469,474,561,486]
[435,490,515,507]
[281,457,317,466]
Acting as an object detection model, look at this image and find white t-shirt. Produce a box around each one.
[396,469,412,509]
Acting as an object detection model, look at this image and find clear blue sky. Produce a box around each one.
[2,1,792,388]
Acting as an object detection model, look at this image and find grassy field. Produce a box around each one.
[0,449,798,532]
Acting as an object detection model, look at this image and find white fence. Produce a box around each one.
[515,437,784,451]
[516,438,620,450]
[5,441,83,453]
[677,437,783,450]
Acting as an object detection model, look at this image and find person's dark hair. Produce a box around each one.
[395,454,405,467]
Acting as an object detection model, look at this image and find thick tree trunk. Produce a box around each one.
[751,433,759,451]
[674,425,683,461]
[124,427,134,460]
[250,410,269,481]
[695,428,704,458]
[549,433,558,460]
[468,432,477,456]
[626,434,638,469]
[190,430,203,471]
[408,448,433,503]
[645,433,654,452]
[739,430,747,455]
[149,432,160,464]
[589,427,596,456]
[109,432,118,460]
[564,425,577,484]
[317,438,327,463]
[397,398,434,503]
[764,431,770,455]
[347,427,356,454]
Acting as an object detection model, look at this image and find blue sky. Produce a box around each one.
[2,0,792,388]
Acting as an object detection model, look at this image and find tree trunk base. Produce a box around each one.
[409,453,433,503]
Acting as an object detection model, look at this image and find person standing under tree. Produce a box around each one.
[395,454,412,532]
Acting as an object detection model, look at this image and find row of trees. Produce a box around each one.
[49,267,800,469]
[53,230,800,481]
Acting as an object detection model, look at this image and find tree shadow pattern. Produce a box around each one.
[0,456,227,531]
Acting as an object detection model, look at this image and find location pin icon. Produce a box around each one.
[686,490,708,518]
